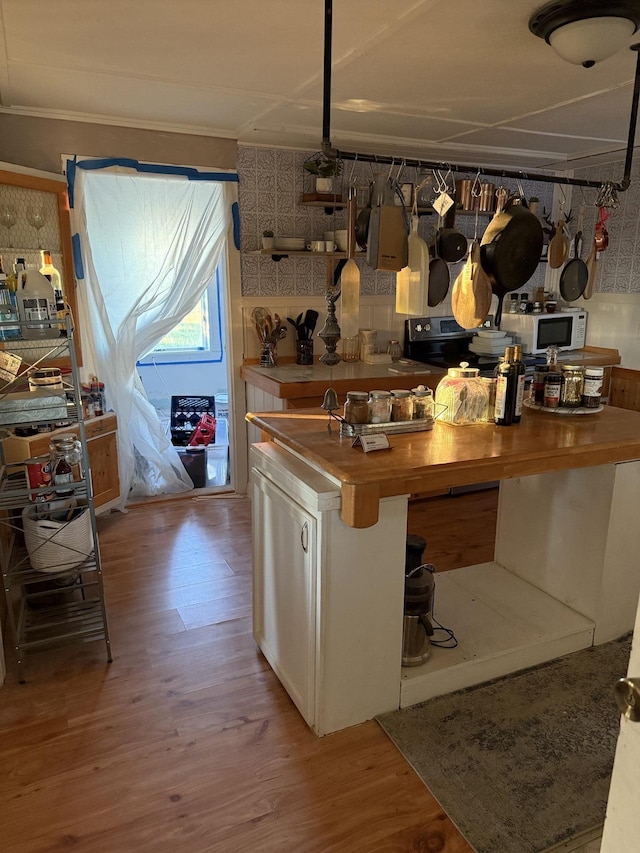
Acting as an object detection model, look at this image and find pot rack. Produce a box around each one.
[320,0,640,196]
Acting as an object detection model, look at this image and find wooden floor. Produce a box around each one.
[0,491,498,853]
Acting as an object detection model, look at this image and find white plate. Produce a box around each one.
[274,237,306,251]
[476,329,507,339]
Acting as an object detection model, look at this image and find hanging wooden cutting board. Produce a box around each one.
[547,218,569,269]
[452,241,492,329]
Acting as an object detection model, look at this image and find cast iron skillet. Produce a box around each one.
[480,199,544,326]
[559,233,588,302]
[428,249,450,308]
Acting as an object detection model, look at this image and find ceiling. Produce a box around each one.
[1,0,640,172]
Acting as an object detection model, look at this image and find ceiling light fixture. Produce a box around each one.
[529,0,640,68]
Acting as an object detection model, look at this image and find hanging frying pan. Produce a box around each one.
[355,182,373,250]
[559,232,588,302]
[480,198,543,326]
[428,217,450,307]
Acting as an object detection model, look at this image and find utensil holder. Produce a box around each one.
[260,342,277,368]
[296,340,314,366]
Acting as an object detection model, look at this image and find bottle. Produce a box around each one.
[0,260,20,341]
[387,340,402,362]
[495,346,518,426]
[90,376,105,417]
[512,345,526,423]
[17,266,57,340]
[508,293,519,313]
[40,250,66,337]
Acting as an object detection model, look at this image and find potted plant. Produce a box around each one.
[262,229,275,250]
[303,153,343,194]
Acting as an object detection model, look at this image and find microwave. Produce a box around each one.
[499,310,587,354]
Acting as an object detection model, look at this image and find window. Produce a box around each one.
[137,266,225,366]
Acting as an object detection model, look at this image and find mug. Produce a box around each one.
[306,240,324,253]
[335,230,348,252]
[325,241,337,252]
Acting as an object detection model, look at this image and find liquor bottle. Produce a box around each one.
[40,250,66,336]
[512,344,526,423]
[494,346,517,426]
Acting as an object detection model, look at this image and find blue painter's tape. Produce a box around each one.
[72,234,85,280]
[66,156,77,208]
[74,157,238,182]
[232,202,241,250]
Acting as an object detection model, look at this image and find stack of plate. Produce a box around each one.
[274,237,306,251]
[468,329,513,356]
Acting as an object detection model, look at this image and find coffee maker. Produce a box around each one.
[402,534,435,667]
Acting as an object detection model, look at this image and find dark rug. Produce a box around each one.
[377,635,631,853]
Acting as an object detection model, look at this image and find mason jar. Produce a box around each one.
[390,389,413,422]
[560,366,584,408]
[343,391,369,424]
[368,390,392,424]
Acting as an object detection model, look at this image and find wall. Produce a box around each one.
[0,115,236,173]
[237,144,554,361]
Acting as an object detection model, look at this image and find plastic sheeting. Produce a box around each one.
[68,161,236,505]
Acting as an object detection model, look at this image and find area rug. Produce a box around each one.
[377,635,631,853]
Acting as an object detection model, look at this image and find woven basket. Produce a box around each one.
[22,503,93,572]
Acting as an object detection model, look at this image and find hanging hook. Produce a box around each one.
[348,153,358,185]
[558,184,566,211]
[387,157,396,180]
[471,169,482,200]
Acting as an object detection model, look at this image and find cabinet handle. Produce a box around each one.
[300,521,309,553]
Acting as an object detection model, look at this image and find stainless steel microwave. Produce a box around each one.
[499,310,587,354]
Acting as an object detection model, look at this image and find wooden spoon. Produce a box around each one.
[583,238,599,300]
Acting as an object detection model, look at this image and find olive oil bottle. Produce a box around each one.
[495,345,517,426]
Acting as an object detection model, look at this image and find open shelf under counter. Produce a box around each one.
[400,561,594,708]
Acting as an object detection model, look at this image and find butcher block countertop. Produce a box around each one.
[247,403,640,529]
[241,346,620,401]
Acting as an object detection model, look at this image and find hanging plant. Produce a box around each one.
[303,152,343,178]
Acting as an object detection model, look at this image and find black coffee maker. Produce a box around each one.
[402,534,435,666]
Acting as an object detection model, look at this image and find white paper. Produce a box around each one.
[352,433,391,453]
[432,192,454,217]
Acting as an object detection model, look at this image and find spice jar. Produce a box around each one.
[543,372,563,409]
[368,390,392,424]
[435,362,489,425]
[343,391,369,424]
[390,389,413,422]
[49,434,82,496]
[411,386,434,420]
[582,366,604,408]
[560,366,584,408]
[531,364,550,405]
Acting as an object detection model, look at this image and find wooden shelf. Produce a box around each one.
[259,249,348,259]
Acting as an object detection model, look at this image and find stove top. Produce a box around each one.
[404,316,545,377]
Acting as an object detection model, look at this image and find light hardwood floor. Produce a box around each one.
[0,492,496,852]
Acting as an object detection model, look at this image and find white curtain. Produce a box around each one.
[68,161,236,506]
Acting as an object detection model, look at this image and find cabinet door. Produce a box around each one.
[251,469,316,726]
[87,429,119,509]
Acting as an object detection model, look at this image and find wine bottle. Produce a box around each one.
[512,344,526,423]
[494,346,517,427]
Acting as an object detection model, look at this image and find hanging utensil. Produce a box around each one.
[428,214,450,308]
[355,182,373,250]
[452,240,492,329]
[340,187,361,337]
[583,237,599,300]
[396,211,429,315]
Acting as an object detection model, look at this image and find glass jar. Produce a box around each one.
[435,362,489,425]
[560,366,584,408]
[387,340,402,362]
[582,366,604,408]
[543,372,563,409]
[531,364,550,405]
[411,386,434,420]
[368,390,392,424]
[343,391,369,424]
[479,377,497,422]
[508,293,519,313]
[49,434,82,495]
[390,389,413,422]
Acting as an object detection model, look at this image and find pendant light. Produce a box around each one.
[339,186,360,339]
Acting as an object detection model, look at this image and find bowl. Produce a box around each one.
[476,329,507,339]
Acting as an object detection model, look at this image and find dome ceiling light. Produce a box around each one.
[529,0,640,68]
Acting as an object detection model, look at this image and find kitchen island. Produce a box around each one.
[247,405,640,735]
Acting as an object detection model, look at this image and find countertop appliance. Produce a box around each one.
[499,310,587,354]
[404,315,545,378]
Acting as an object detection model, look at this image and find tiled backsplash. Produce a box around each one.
[237,145,554,306]
[0,184,62,259]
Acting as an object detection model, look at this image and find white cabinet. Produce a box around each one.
[250,441,409,735]
[252,468,317,725]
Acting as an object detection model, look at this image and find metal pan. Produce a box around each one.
[428,256,450,307]
[559,233,588,302]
